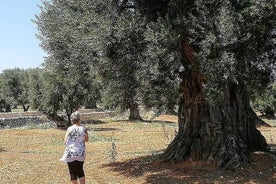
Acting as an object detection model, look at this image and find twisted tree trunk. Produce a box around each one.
[129,101,143,121]
[160,37,269,169]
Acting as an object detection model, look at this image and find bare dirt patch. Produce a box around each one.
[0,114,275,184]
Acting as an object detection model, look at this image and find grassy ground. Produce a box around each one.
[0,114,275,184]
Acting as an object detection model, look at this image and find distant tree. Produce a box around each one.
[83,70,102,109]
[0,75,11,112]
[101,1,179,119]
[101,13,146,120]
[27,68,45,110]
[0,69,30,111]
[20,70,30,111]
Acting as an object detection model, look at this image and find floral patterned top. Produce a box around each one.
[60,124,87,163]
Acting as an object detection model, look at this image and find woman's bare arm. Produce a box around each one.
[64,130,69,145]
[84,129,89,142]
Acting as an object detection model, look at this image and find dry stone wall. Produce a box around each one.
[0,116,47,129]
[0,111,116,129]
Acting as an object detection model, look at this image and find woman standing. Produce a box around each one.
[60,111,89,184]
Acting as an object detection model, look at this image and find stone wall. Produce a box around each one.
[0,116,47,129]
[0,111,116,129]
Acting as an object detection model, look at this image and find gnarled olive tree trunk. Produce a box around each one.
[160,38,269,169]
[129,101,143,121]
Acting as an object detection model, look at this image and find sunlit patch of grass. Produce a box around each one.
[263,119,276,127]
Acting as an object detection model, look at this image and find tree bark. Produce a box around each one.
[5,104,11,112]
[65,108,74,127]
[22,104,29,112]
[129,101,143,121]
[85,97,97,109]
[160,37,269,170]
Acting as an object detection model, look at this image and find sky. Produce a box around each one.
[0,0,46,73]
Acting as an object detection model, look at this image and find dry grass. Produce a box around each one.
[0,115,275,184]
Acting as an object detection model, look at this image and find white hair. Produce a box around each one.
[70,111,81,124]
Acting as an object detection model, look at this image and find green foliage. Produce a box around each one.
[27,68,44,110]
[39,69,63,115]
[33,0,275,117]
[0,69,30,111]
[135,0,170,21]
[164,0,275,101]
[132,0,275,107]
[0,76,10,112]
[140,17,179,113]
[100,13,146,111]
[98,1,179,114]
[252,82,276,116]
[33,0,180,117]
[34,0,105,117]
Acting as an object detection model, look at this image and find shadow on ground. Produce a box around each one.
[113,119,176,125]
[91,127,119,131]
[258,115,276,120]
[0,147,6,152]
[82,119,109,124]
[269,143,276,155]
[146,120,177,125]
[102,152,276,184]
